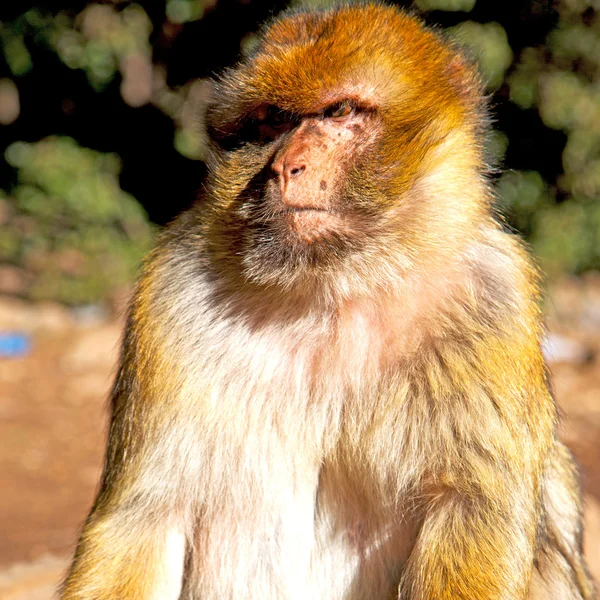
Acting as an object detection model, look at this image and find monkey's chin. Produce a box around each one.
[241,217,354,292]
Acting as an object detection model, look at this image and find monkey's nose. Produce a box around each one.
[272,155,307,189]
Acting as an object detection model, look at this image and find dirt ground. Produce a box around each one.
[1,279,599,599]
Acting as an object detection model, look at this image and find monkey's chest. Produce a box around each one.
[186,458,414,600]
[182,327,414,598]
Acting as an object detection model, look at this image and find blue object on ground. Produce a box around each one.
[0,332,32,357]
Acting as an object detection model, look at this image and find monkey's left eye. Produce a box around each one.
[324,102,354,119]
[257,106,295,129]
[269,109,287,125]
[253,106,297,143]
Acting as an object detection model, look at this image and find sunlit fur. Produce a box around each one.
[61,3,594,600]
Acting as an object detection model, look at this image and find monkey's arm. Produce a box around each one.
[60,510,186,599]
[60,385,190,600]
[60,283,193,599]
[398,312,554,600]
[399,481,538,600]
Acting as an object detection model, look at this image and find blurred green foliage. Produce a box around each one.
[0,138,153,305]
[1,0,600,304]
[450,21,513,89]
[499,0,600,275]
[416,0,476,12]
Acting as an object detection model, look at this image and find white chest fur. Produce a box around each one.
[158,279,417,599]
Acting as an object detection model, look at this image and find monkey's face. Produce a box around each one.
[204,5,486,293]
[205,98,384,290]
[253,101,380,245]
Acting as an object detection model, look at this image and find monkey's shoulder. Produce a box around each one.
[122,215,213,340]
[469,225,542,307]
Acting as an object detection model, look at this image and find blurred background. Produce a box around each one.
[0,0,599,597]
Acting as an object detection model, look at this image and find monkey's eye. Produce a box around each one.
[268,108,288,126]
[253,106,297,142]
[255,105,294,129]
[324,102,354,120]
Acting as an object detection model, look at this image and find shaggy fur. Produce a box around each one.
[61,4,594,599]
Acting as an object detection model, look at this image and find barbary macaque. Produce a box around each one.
[61,3,594,599]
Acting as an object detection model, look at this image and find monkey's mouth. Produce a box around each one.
[277,207,344,244]
[247,193,355,249]
[281,207,330,213]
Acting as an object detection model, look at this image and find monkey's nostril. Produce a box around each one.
[290,165,306,177]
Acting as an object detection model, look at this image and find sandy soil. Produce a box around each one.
[0,281,599,598]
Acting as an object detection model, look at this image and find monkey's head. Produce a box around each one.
[204,3,489,298]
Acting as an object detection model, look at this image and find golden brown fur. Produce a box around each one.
[61,3,594,599]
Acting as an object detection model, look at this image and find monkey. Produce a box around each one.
[60,3,594,600]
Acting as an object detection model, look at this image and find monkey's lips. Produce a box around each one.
[278,207,343,244]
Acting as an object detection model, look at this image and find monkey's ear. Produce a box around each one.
[181,79,217,154]
[188,79,215,126]
[204,77,260,151]
[440,37,486,102]
[204,77,236,147]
